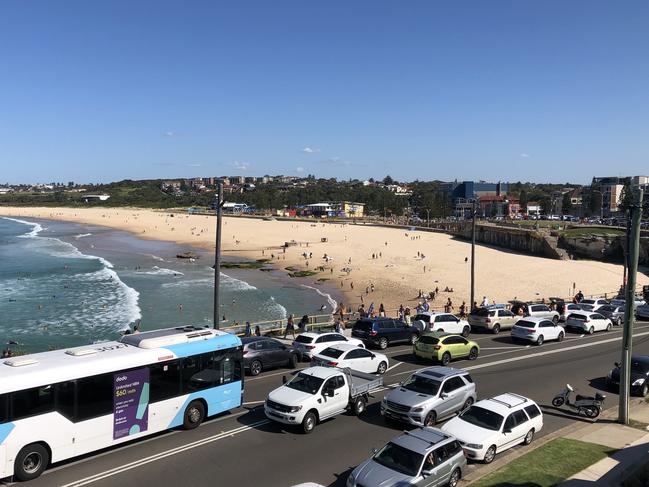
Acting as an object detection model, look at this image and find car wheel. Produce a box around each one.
[182,400,205,430]
[524,428,535,445]
[616,317,622,326]
[448,468,461,487]
[302,411,317,434]
[424,410,437,426]
[462,397,474,411]
[441,352,451,366]
[553,315,559,324]
[288,354,298,369]
[14,443,49,481]
[377,361,388,374]
[558,331,564,342]
[589,326,595,335]
[409,333,419,345]
[641,383,648,398]
[536,335,544,346]
[462,326,470,337]
[353,397,366,415]
[437,329,444,334]
[468,347,478,360]
[249,360,262,376]
[379,337,388,350]
[606,323,612,332]
[492,324,500,334]
[483,445,497,464]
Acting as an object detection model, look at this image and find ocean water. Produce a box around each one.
[0,217,341,353]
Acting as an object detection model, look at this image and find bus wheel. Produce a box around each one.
[15,443,49,481]
[183,400,206,430]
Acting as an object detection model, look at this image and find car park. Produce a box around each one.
[411,312,471,337]
[351,317,420,349]
[509,301,560,323]
[381,366,476,427]
[441,393,543,463]
[265,365,383,433]
[347,428,466,487]
[311,344,389,374]
[413,333,480,365]
[242,336,300,376]
[597,304,626,326]
[607,355,649,397]
[565,311,612,334]
[510,318,565,345]
[468,307,519,334]
[578,298,609,311]
[291,332,364,360]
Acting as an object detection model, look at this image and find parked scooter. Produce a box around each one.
[552,384,605,418]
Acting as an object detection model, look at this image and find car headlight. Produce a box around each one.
[346,472,356,487]
[465,443,483,449]
[289,405,302,413]
[632,378,646,386]
[412,407,424,413]
[607,371,612,379]
[382,397,387,405]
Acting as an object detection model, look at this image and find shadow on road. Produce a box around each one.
[539,404,600,424]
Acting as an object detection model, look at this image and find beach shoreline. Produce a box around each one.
[1,207,647,314]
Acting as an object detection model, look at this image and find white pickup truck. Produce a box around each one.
[264,366,383,433]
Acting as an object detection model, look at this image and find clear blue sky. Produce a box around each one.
[1,1,647,185]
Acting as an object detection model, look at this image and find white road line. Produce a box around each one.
[480,346,527,350]
[242,400,265,405]
[386,362,402,372]
[60,420,271,487]
[246,367,307,382]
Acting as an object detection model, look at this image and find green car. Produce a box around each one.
[413,332,480,365]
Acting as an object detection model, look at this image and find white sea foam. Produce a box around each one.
[161,273,257,291]
[300,284,338,314]
[74,233,93,239]
[148,254,166,262]
[141,266,184,276]
[1,216,44,237]
[267,296,288,319]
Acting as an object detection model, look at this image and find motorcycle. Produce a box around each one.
[552,384,605,418]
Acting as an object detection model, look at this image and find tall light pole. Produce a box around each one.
[470,199,477,311]
[619,186,643,424]
[426,208,430,227]
[213,182,224,329]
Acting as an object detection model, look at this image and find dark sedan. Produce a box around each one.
[242,337,299,376]
[607,355,649,397]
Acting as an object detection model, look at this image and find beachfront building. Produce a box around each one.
[452,180,509,218]
[526,202,542,217]
[477,195,520,218]
[304,203,335,217]
[222,202,249,214]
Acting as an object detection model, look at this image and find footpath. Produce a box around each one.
[464,398,649,486]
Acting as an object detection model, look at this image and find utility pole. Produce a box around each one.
[470,200,477,311]
[213,182,224,329]
[623,211,631,293]
[619,186,643,424]
[426,209,430,227]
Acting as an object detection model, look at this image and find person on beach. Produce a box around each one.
[481,296,489,307]
[244,321,252,337]
[445,298,453,313]
[255,325,261,337]
[379,303,385,317]
[459,301,467,319]
[398,304,404,321]
[283,314,295,339]
[404,307,411,324]
[298,315,309,332]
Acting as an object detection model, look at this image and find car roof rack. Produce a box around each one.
[488,393,528,408]
[403,429,448,445]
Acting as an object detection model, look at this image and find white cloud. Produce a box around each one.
[520,153,531,158]
[319,156,353,166]
[186,163,201,167]
[296,166,305,173]
[232,160,250,171]
[163,131,176,137]
[302,147,320,154]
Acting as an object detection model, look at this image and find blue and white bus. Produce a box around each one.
[0,326,243,481]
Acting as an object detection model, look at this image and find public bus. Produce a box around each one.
[0,325,243,481]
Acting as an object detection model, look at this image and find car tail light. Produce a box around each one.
[485,318,491,324]
[370,330,378,336]
[327,361,338,367]
[433,345,442,350]
[243,350,248,355]
[305,345,315,350]
[585,319,591,323]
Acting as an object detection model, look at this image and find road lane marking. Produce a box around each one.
[60,420,271,487]
[246,367,307,382]
[386,362,402,372]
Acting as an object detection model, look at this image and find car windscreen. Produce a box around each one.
[320,347,345,359]
[472,308,493,317]
[353,320,373,331]
[581,299,595,305]
[580,304,594,311]
[413,314,431,322]
[294,335,313,344]
[418,335,440,345]
[402,375,441,395]
[631,360,649,374]
[372,442,423,477]
[459,406,504,431]
[285,373,324,395]
[598,305,616,313]
[568,313,587,321]
[515,320,536,328]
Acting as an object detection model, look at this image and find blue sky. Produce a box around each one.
[1,1,647,185]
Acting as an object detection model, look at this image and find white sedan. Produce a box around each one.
[565,311,612,334]
[311,344,389,374]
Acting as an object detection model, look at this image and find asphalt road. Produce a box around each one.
[8,321,649,487]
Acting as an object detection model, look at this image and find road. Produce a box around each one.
[10,322,649,487]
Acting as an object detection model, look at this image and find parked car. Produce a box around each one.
[637,304,649,320]
[511,318,565,346]
[468,307,519,334]
[264,366,382,433]
[311,344,389,374]
[347,428,466,487]
[559,303,583,323]
[578,298,609,311]
[509,301,560,323]
[411,312,471,337]
[597,304,626,326]
[381,366,476,427]
[565,311,612,334]
[610,297,646,308]
[607,355,649,397]
[413,333,480,365]
[242,337,300,376]
[441,393,543,463]
[291,332,364,360]
[352,317,420,350]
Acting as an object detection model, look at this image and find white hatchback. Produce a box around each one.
[511,318,565,346]
[441,393,543,463]
[578,298,609,311]
[565,311,612,334]
[311,344,389,374]
[292,332,364,359]
[412,312,471,337]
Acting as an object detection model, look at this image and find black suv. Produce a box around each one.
[352,317,419,349]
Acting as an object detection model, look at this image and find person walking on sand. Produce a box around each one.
[379,303,385,317]
[398,304,404,321]
[445,298,454,313]
[481,296,489,307]
[459,301,467,319]
[283,314,296,339]
[244,321,252,337]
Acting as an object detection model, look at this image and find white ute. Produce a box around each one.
[265,366,383,433]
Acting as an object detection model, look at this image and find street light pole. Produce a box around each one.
[619,186,643,425]
[470,200,477,311]
[426,209,430,227]
[213,182,224,329]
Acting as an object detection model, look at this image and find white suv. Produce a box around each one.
[511,318,565,346]
[579,298,609,311]
[292,332,364,360]
[411,312,471,337]
[441,393,543,463]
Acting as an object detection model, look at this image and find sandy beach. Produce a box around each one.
[2,207,647,314]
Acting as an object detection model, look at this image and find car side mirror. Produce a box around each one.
[282,375,287,384]
[326,388,334,397]
[372,448,378,455]
[371,355,375,359]
[614,362,620,368]
[422,469,433,476]
[440,392,448,399]
[504,428,512,434]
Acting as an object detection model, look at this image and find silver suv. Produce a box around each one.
[347,427,466,487]
[510,300,560,323]
[381,366,477,426]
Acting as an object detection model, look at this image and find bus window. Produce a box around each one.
[76,374,113,421]
[150,361,181,402]
[55,381,76,420]
[181,355,216,393]
[11,385,55,421]
[0,394,7,423]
